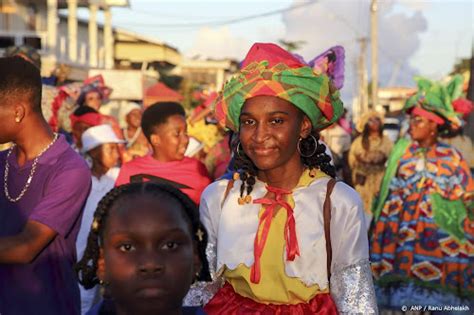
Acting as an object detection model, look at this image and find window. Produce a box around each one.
[23,36,41,49]
[0,36,14,48]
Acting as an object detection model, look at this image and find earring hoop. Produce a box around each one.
[235,141,244,158]
[297,134,318,158]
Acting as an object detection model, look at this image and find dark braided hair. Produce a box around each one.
[75,182,211,290]
[233,129,336,200]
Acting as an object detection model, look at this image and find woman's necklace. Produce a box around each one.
[414,146,429,172]
[4,133,59,202]
[125,127,141,148]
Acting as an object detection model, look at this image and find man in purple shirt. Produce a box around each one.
[0,56,91,314]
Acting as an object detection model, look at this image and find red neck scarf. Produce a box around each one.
[250,185,300,284]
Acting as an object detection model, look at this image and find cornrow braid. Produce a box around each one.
[233,143,258,200]
[231,130,336,201]
[75,182,211,290]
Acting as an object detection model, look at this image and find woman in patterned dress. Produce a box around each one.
[370,76,474,312]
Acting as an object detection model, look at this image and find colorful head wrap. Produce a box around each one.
[70,112,103,128]
[452,98,473,121]
[214,43,344,131]
[404,75,465,129]
[77,75,112,106]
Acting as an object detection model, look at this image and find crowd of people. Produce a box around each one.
[0,42,472,315]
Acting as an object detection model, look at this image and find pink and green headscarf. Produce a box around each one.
[213,43,345,131]
[404,75,466,129]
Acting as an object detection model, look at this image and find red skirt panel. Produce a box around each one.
[204,283,339,315]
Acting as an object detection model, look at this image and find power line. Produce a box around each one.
[118,1,317,29]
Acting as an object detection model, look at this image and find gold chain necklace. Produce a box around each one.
[4,133,59,203]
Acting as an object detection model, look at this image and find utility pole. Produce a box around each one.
[370,0,378,110]
[358,38,369,114]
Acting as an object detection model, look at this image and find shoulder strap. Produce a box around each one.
[323,178,337,284]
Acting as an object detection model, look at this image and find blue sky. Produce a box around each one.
[81,0,472,99]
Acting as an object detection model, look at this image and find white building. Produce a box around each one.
[0,0,128,79]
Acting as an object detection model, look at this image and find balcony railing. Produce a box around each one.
[0,30,105,68]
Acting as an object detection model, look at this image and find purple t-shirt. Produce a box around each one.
[0,135,91,315]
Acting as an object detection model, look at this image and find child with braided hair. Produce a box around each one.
[75,182,209,315]
[193,43,377,314]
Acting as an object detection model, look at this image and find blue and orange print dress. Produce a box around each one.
[370,141,474,310]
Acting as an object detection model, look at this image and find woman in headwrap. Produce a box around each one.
[370,76,474,312]
[187,43,377,314]
[121,102,149,161]
[75,75,124,151]
[76,75,112,111]
[349,111,393,224]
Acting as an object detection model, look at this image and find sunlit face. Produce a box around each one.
[151,115,189,162]
[98,195,197,315]
[409,114,437,141]
[239,95,311,172]
[127,109,142,129]
[89,143,120,169]
[84,91,102,111]
[367,116,382,133]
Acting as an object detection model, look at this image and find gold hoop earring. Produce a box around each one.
[297,135,318,157]
[235,142,244,158]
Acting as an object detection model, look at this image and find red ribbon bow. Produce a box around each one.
[250,186,300,284]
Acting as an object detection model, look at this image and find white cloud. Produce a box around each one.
[185,27,252,60]
[396,0,431,11]
[184,0,428,101]
[280,0,428,100]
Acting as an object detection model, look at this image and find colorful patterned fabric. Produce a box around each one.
[77,75,112,106]
[214,43,344,131]
[309,45,345,90]
[370,141,474,309]
[404,75,465,130]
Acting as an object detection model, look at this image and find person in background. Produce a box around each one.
[76,75,112,112]
[122,102,149,161]
[115,102,211,205]
[76,124,125,315]
[4,45,81,138]
[349,110,393,224]
[70,106,103,154]
[187,92,225,164]
[204,132,233,180]
[0,57,91,315]
[75,182,208,315]
[370,76,473,312]
[76,75,124,142]
[319,112,352,185]
[441,94,474,173]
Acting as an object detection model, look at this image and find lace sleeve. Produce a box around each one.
[330,259,378,314]
[183,241,224,306]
